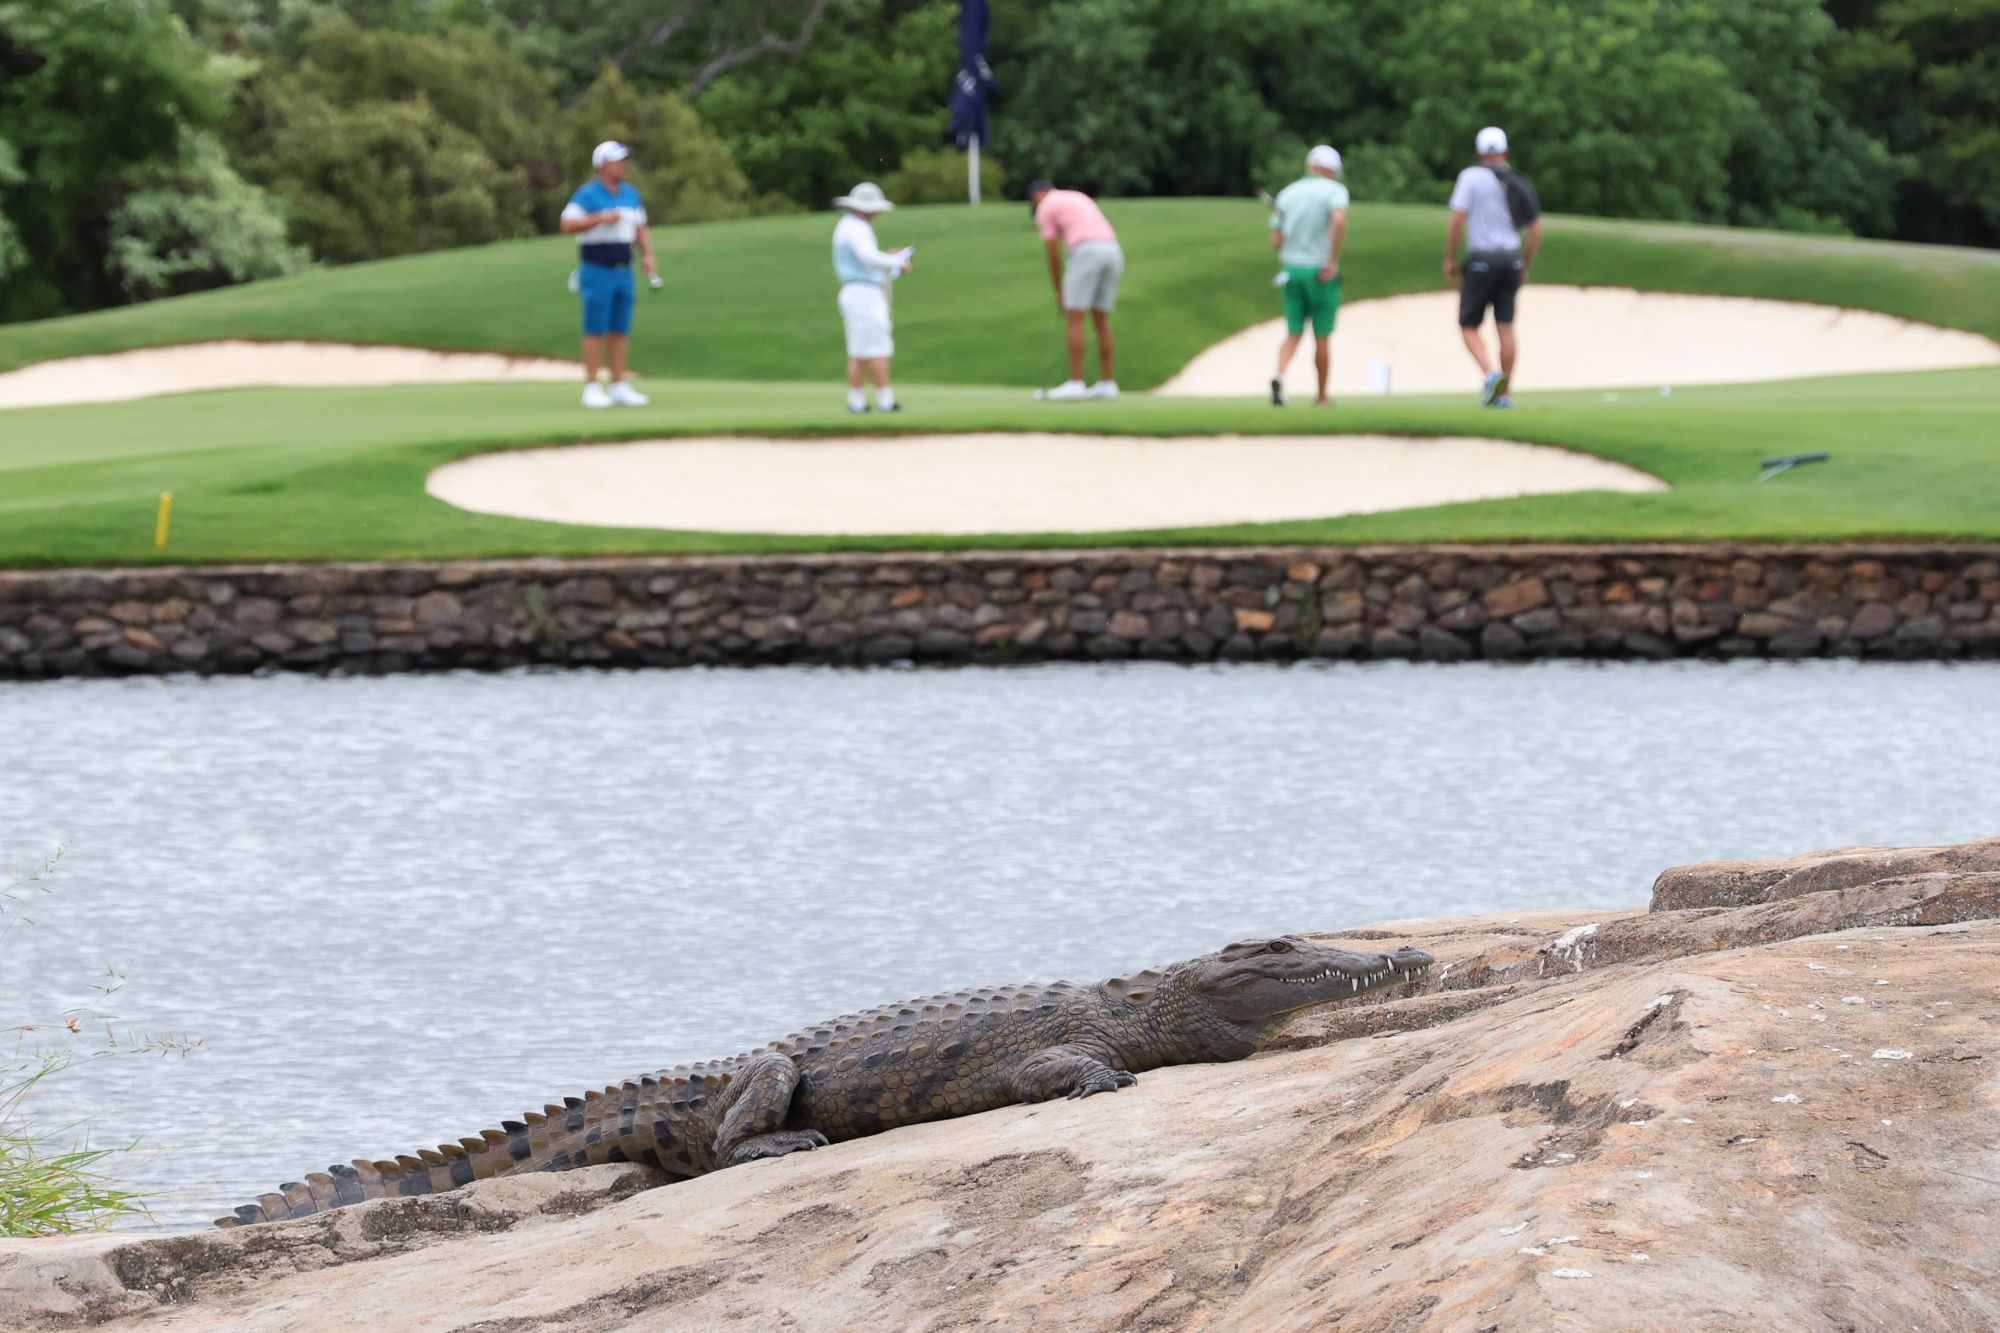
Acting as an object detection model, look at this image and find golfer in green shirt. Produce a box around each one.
[1269,144,1350,407]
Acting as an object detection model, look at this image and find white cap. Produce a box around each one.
[1306,144,1343,175]
[592,140,630,169]
[833,181,895,214]
[1475,126,1508,156]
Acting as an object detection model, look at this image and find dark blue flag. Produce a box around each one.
[946,0,995,148]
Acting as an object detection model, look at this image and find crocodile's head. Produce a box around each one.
[1179,935,1435,1028]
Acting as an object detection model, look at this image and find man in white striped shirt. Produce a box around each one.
[559,141,659,408]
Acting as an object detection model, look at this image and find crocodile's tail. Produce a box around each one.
[213,1072,694,1228]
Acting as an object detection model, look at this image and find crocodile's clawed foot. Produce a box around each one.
[726,1130,829,1165]
[1067,1069,1138,1099]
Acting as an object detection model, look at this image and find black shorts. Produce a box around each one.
[1459,250,1524,327]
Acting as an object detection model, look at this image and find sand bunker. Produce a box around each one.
[0,341,579,410]
[426,434,1665,535]
[1157,286,2000,399]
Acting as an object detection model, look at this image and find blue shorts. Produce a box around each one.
[579,263,635,336]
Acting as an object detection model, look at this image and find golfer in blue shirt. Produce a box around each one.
[560,141,659,408]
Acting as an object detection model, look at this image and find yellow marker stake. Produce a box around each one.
[155,492,173,548]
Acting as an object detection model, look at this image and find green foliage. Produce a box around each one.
[696,0,959,212]
[881,146,1004,206]
[107,132,311,301]
[1389,0,1743,222]
[1827,0,2000,245]
[564,68,771,224]
[235,19,564,263]
[986,0,1895,233]
[0,0,231,319]
[990,0,1165,197]
[1381,0,1902,234]
[1,1062,146,1237]
[4,0,1996,325]
[0,136,24,287]
[492,0,840,104]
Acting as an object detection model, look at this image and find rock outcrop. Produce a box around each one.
[3,844,1996,1331]
[1649,836,2000,910]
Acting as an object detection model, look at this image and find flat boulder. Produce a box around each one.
[1649,836,2000,910]
[3,841,1997,1331]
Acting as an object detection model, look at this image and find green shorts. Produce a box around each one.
[1282,267,1342,338]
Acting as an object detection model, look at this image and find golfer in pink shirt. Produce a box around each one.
[1029,180,1123,401]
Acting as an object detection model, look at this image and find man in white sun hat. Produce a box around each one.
[1444,125,1542,408]
[831,182,912,414]
[1268,144,1350,407]
[560,140,659,408]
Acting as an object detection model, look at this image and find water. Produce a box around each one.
[1,661,1993,1229]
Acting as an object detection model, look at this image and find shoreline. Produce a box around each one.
[4,542,1996,678]
[4,838,1994,1329]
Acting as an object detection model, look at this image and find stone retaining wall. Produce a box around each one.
[2,545,1996,677]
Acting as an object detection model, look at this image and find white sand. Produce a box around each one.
[426,434,1666,536]
[1155,286,2000,399]
[0,341,579,410]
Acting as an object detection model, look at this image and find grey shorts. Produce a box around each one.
[1062,241,1124,312]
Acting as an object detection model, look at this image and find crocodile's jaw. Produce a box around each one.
[1261,946,1434,1014]
[1194,939,1436,1026]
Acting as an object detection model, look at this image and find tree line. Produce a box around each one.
[0,0,1991,322]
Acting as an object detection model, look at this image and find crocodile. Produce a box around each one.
[216,935,1433,1227]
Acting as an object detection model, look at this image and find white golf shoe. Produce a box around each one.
[606,381,650,407]
[1085,380,1119,401]
[581,382,612,409]
[1045,380,1089,402]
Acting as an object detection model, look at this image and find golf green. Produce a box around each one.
[2,200,1997,568]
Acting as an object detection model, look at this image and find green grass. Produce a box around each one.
[3,856,150,1237]
[2,199,1998,567]
[7,199,2000,388]
[3,367,1997,567]
[1,1062,147,1237]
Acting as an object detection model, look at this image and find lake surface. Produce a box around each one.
[2,661,1994,1229]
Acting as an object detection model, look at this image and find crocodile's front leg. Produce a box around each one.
[1011,1045,1139,1102]
[714,1052,828,1166]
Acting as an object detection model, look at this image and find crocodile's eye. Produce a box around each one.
[1266,940,1292,954]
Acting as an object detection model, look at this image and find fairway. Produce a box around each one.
[2,200,1998,567]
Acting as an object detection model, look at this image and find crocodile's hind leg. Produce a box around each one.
[715,1052,829,1166]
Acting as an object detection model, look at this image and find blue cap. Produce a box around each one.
[1027,179,1053,214]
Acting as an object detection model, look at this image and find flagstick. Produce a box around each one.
[968,134,981,207]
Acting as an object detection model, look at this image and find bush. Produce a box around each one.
[563,67,773,224]
[696,0,960,212]
[0,0,230,318]
[235,18,566,262]
[107,131,311,301]
[881,146,1005,205]
[990,0,1163,198]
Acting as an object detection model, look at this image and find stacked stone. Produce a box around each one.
[1,546,1995,677]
